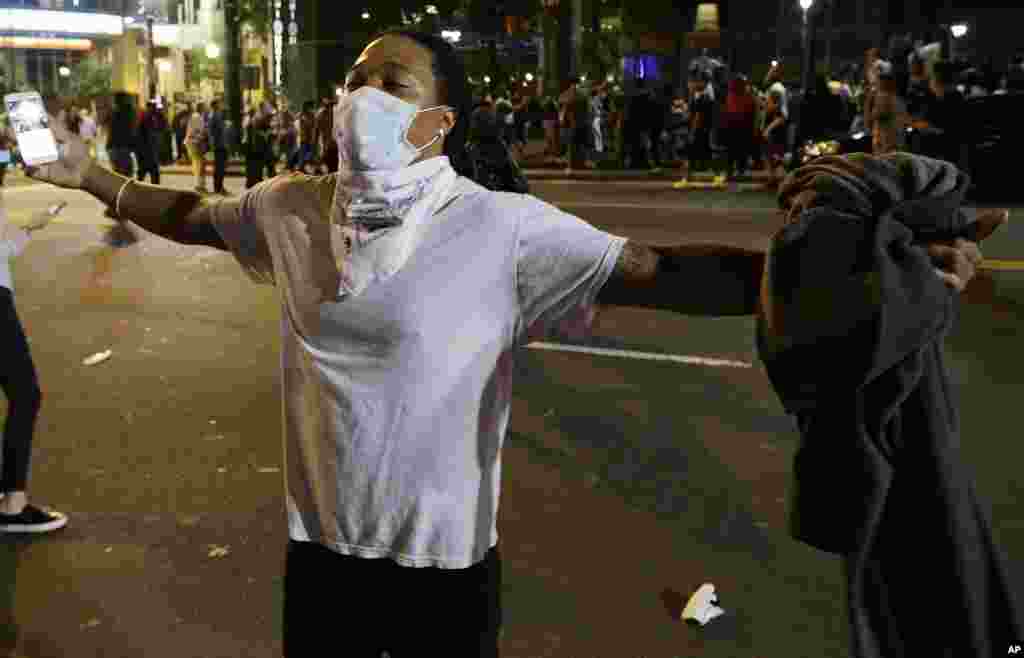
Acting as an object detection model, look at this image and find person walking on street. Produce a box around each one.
[315,97,338,174]
[136,101,162,185]
[209,100,229,195]
[25,29,988,657]
[107,92,137,179]
[244,107,274,189]
[625,80,652,170]
[0,195,68,534]
[760,89,788,186]
[590,84,607,157]
[687,76,714,176]
[918,61,967,167]
[0,124,14,187]
[275,102,297,171]
[722,75,757,180]
[869,71,910,155]
[184,102,209,194]
[289,101,317,173]
[79,107,98,160]
[173,104,191,164]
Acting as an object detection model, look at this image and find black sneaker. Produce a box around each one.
[0,504,68,534]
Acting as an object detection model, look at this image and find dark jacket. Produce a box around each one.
[208,110,227,151]
[108,104,137,150]
[757,153,1023,658]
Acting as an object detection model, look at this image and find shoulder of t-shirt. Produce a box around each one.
[446,176,545,229]
[233,172,321,220]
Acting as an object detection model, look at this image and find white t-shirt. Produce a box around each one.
[210,172,627,569]
[0,223,29,292]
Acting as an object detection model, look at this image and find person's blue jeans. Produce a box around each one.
[288,143,315,172]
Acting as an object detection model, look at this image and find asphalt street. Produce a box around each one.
[0,171,1021,658]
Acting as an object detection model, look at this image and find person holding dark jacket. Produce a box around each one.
[23,33,987,656]
[758,152,1019,658]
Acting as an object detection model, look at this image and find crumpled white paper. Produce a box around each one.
[681,583,726,626]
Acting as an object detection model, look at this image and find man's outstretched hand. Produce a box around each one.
[928,209,1009,292]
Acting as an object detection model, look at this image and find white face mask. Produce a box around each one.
[335,86,451,172]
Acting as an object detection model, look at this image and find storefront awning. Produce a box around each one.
[0,9,123,37]
[0,36,93,51]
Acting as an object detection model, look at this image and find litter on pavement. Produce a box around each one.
[82,350,113,366]
[207,545,230,558]
[682,583,726,626]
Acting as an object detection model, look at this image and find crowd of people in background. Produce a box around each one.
[456,40,1024,188]
[0,37,1022,195]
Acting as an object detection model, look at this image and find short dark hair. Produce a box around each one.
[381,30,473,177]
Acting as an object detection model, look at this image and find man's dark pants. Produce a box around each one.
[283,540,502,657]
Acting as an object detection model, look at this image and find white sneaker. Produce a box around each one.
[0,504,68,533]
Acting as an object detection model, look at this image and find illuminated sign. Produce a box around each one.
[0,9,124,36]
[0,36,94,51]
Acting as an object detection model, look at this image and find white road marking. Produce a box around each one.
[526,341,753,368]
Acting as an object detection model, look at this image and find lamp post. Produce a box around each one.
[794,0,815,170]
[948,23,968,62]
[146,14,157,101]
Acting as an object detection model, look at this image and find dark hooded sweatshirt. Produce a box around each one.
[756,153,1023,657]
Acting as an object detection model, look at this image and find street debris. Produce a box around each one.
[682,583,725,626]
[217,467,227,474]
[203,434,225,442]
[209,420,217,425]
[81,618,102,630]
[82,350,113,366]
[257,467,280,474]
[104,547,113,553]
[138,348,157,356]
[207,545,230,559]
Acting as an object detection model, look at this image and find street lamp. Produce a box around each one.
[361,11,370,20]
[795,0,815,169]
[483,75,491,84]
[441,30,462,43]
[425,5,438,15]
[951,23,968,39]
[58,66,70,77]
[525,72,534,82]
